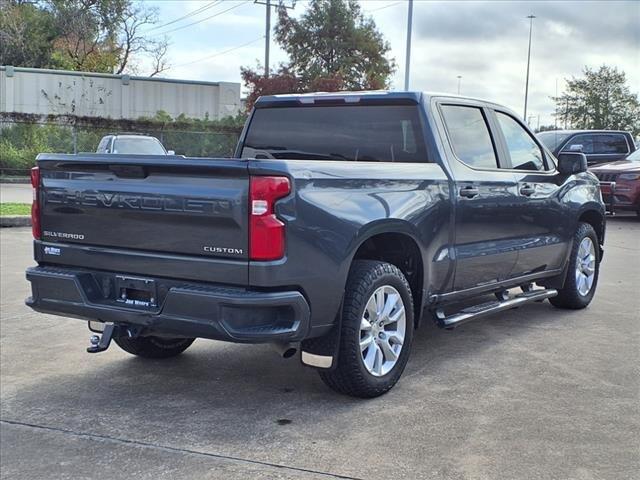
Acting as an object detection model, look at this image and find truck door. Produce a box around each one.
[436,103,519,290]
[489,110,570,278]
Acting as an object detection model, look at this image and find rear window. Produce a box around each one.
[113,137,166,155]
[241,105,428,162]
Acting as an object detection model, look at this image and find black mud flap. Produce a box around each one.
[300,298,344,370]
[300,323,341,370]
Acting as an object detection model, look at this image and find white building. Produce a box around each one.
[0,66,241,120]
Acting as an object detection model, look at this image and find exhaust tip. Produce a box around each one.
[282,347,297,359]
[272,343,298,359]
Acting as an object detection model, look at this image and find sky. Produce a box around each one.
[143,0,640,127]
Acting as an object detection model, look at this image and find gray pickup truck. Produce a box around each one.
[26,91,605,397]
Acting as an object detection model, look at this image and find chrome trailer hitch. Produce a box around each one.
[87,322,117,353]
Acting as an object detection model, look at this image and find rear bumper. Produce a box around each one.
[25,266,310,343]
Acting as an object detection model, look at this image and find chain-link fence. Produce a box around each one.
[0,114,244,177]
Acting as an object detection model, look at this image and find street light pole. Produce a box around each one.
[457,75,462,95]
[404,0,413,91]
[265,0,271,77]
[523,14,536,120]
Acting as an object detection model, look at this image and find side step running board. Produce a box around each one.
[435,288,557,329]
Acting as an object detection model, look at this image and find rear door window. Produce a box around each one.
[440,105,498,169]
[593,134,629,154]
[242,105,428,162]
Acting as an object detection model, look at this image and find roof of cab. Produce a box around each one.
[254,90,507,109]
[537,129,631,135]
[254,90,422,107]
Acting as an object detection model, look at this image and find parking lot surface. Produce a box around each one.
[1,218,639,480]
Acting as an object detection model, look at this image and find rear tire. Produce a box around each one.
[549,222,599,310]
[114,336,195,359]
[319,260,414,398]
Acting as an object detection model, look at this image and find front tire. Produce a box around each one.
[319,260,414,398]
[114,336,195,359]
[550,222,600,309]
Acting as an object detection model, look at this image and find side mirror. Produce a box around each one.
[568,144,584,152]
[167,150,175,155]
[557,152,588,175]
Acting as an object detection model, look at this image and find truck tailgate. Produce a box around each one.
[37,155,249,284]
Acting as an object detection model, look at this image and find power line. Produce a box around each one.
[150,1,252,37]
[146,1,222,32]
[172,36,265,68]
[368,1,403,13]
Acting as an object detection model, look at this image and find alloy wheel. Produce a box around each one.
[575,237,596,296]
[359,285,407,377]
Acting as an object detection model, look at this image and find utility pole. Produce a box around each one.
[255,1,295,77]
[457,75,462,95]
[404,0,413,90]
[523,14,536,120]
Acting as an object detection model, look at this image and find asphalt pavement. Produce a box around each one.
[1,218,639,479]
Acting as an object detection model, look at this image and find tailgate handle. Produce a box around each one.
[109,165,147,178]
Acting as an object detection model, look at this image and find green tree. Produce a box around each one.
[240,65,303,112]
[274,0,395,90]
[0,0,169,76]
[553,65,640,136]
[0,0,57,69]
[241,0,395,111]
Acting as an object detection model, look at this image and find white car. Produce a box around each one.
[96,134,174,155]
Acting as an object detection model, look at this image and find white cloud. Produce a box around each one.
[150,0,640,126]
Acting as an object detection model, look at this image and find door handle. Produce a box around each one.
[459,186,480,198]
[519,184,535,196]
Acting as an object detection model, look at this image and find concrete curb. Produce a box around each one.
[0,177,30,184]
[0,216,31,227]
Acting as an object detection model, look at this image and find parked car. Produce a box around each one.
[96,134,174,155]
[26,91,605,398]
[590,148,640,216]
[537,129,636,166]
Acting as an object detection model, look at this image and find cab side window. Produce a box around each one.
[495,112,546,171]
[441,105,498,169]
[593,134,629,154]
[562,134,594,154]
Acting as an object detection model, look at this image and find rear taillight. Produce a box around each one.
[249,176,290,261]
[30,166,41,239]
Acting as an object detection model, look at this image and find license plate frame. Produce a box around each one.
[115,275,158,308]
